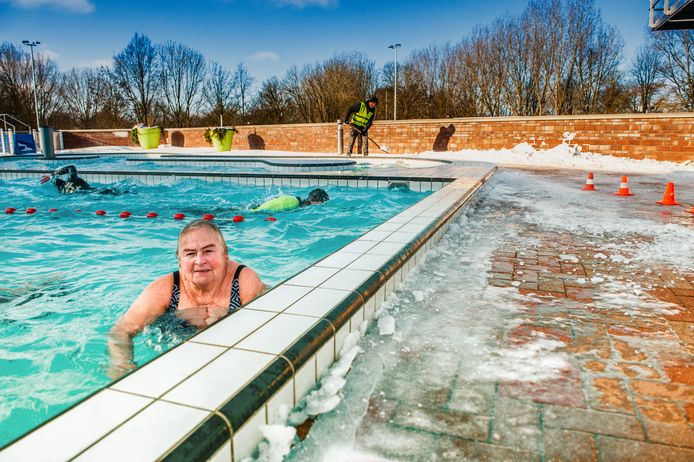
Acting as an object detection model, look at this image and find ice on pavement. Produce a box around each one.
[282,169,692,461]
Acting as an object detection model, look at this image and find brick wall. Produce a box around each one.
[61,113,694,163]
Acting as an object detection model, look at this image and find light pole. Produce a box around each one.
[388,43,401,121]
[22,40,41,130]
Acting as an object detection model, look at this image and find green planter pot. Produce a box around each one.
[211,131,234,152]
[137,127,161,149]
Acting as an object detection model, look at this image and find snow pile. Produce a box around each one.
[422,141,693,174]
[250,426,297,462]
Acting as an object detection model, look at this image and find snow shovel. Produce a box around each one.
[346,124,390,154]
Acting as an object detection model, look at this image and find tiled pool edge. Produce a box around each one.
[0,162,496,462]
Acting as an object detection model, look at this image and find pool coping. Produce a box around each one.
[0,158,497,462]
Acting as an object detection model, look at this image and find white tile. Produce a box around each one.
[266,381,294,425]
[0,390,151,462]
[285,267,340,287]
[111,342,225,398]
[363,296,376,321]
[368,241,405,256]
[162,349,274,410]
[314,250,361,269]
[372,221,404,233]
[191,309,277,346]
[384,231,419,244]
[294,358,317,401]
[316,341,334,380]
[335,323,350,356]
[349,306,365,332]
[357,230,392,242]
[208,440,232,462]
[398,222,430,235]
[243,285,313,312]
[320,269,373,291]
[347,253,393,272]
[233,409,266,462]
[284,287,351,318]
[234,314,319,355]
[74,401,210,462]
[341,239,377,254]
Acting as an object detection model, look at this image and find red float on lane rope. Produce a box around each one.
[202,213,214,221]
[48,208,58,213]
[265,216,277,222]
[119,211,132,219]
[95,210,106,216]
[146,212,158,218]
[26,208,37,214]
[5,207,16,214]
[232,215,244,223]
[174,213,186,220]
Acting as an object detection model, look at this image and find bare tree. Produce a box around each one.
[233,63,255,124]
[0,42,34,125]
[112,33,160,125]
[202,61,237,126]
[652,30,694,111]
[251,77,293,124]
[630,44,663,113]
[158,41,206,127]
[60,67,108,127]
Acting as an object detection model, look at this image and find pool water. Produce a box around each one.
[0,176,429,447]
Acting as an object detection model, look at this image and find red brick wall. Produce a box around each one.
[61,113,694,163]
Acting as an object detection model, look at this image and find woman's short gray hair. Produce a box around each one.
[176,219,229,257]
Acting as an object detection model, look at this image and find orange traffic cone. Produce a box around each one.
[686,205,694,215]
[614,176,634,196]
[582,172,596,191]
[656,182,680,206]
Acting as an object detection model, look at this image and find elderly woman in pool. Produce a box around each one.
[108,219,265,379]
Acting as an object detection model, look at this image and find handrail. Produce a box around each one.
[0,114,32,132]
[650,0,694,28]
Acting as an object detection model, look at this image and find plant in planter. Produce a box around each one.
[131,124,163,149]
[204,127,237,152]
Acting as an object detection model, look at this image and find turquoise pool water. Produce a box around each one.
[0,176,429,447]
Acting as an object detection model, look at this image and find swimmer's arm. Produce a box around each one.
[107,276,171,379]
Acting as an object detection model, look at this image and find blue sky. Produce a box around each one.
[0,0,650,85]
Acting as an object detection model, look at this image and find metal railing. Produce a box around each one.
[0,113,32,133]
[650,0,694,29]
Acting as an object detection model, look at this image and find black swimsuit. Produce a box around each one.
[167,265,246,313]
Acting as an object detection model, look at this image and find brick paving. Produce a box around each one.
[345,170,694,461]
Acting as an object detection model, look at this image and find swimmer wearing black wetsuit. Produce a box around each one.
[40,165,121,195]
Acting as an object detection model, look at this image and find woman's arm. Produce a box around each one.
[107,275,171,379]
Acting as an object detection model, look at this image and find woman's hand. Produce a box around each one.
[175,306,229,328]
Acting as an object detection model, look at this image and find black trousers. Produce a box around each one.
[347,127,368,155]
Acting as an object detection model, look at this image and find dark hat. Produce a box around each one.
[307,188,329,203]
[367,96,379,105]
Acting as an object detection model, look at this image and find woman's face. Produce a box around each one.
[178,227,227,287]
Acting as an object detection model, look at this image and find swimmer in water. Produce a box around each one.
[252,188,329,213]
[40,165,122,195]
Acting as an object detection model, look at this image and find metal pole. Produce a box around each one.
[337,119,343,156]
[394,46,398,121]
[0,129,5,154]
[23,41,41,131]
[388,43,401,121]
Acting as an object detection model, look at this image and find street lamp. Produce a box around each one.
[22,40,41,131]
[388,43,401,121]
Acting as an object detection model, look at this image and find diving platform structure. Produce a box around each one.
[650,0,694,30]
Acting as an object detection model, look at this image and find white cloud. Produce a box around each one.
[39,48,60,60]
[272,0,337,8]
[249,51,280,62]
[2,0,95,13]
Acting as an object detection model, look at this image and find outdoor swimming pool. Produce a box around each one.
[0,155,446,175]
[0,175,429,448]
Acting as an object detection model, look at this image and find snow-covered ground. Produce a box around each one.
[242,168,693,462]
